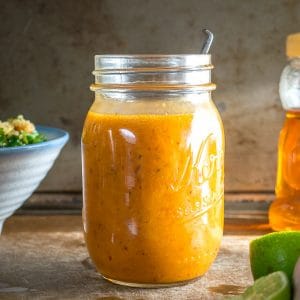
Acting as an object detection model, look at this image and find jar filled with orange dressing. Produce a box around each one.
[81,54,225,287]
[269,33,300,231]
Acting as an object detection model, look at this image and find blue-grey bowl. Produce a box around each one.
[0,126,69,233]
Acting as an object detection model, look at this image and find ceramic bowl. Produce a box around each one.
[0,126,69,233]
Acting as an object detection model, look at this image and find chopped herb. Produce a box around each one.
[0,115,46,147]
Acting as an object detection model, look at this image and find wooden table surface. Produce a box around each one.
[0,214,272,300]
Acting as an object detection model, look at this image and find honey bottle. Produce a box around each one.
[269,33,300,231]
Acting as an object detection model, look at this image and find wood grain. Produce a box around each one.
[0,215,270,299]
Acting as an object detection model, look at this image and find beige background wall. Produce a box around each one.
[0,0,299,192]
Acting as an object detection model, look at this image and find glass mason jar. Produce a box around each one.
[81,55,224,287]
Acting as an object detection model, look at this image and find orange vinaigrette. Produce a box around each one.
[81,55,224,286]
[82,110,224,284]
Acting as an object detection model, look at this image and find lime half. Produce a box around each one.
[250,231,300,282]
[232,271,291,300]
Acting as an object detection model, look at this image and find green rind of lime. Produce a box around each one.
[230,271,291,300]
[250,231,300,282]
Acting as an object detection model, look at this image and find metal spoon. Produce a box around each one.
[201,29,214,54]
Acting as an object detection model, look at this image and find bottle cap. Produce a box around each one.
[286,33,300,58]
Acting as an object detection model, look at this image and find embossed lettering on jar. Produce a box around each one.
[81,55,225,287]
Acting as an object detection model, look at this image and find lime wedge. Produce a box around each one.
[250,231,300,282]
[231,271,291,300]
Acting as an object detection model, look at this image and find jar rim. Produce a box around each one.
[94,54,211,58]
[92,54,215,92]
[94,54,211,72]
